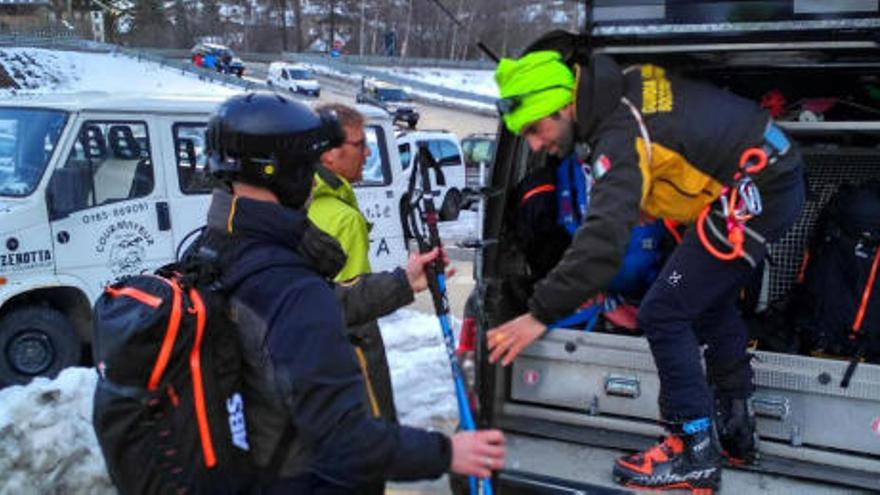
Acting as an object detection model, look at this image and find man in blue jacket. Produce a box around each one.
[202,92,505,492]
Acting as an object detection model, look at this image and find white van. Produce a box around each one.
[395,129,468,222]
[267,62,321,97]
[0,93,405,386]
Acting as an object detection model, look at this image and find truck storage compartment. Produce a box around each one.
[497,142,880,489]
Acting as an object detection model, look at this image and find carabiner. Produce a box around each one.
[737,176,763,217]
[739,147,768,175]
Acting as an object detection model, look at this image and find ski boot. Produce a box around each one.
[715,395,759,466]
[613,418,721,494]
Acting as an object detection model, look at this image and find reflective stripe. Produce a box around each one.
[520,184,556,205]
[354,346,381,418]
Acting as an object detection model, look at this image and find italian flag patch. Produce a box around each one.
[592,154,612,179]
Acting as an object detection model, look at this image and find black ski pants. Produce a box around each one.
[637,155,805,422]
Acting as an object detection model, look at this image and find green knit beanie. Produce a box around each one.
[494,50,575,134]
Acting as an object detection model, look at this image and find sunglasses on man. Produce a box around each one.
[495,85,572,116]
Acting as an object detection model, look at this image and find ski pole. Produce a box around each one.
[407,144,493,495]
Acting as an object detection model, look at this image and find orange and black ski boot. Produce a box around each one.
[715,396,759,466]
[613,418,721,494]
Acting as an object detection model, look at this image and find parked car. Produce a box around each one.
[190,42,245,78]
[396,129,468,224]
[357,77,419,129]
[0,94,408,387]
[458,2,880,494]
[267,62,321,97]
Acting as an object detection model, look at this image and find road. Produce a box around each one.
[243,61,499,140]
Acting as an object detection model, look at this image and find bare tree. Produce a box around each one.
[278,0,289,51]
[292,0,303,51]
[399,0,413,57]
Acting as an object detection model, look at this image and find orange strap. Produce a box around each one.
[105,286,162,308]
[696,207,743,261]
[188,288,217,468]
[852,246,880,334]
[147,279,183,391]
[520,184,555,205]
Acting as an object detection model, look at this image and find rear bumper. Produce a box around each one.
[496,470,631,494]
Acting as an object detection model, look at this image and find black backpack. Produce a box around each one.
[91,252,257,494]
[795,181,880,384]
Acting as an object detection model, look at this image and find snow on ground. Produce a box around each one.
[379,308,460,432]
[0,48,240,97]
[0,368,113,494]
[0,310,461,492]
[439,209,481,243]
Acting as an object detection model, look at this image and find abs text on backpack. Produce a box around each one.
[92,263,254,494]
[795,181,880,367]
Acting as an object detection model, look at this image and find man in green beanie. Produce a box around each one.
[486,38,806,494]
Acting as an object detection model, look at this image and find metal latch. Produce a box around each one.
[605,375,640,399]
[752,395,790,421]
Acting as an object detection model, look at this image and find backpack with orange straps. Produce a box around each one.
[91,246,260,494]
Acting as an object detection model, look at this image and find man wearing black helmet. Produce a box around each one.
[199,92,505,492]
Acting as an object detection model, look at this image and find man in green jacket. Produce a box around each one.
[309,103,419,434]
[309,103,373,280]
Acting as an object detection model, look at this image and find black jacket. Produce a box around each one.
[203,190,450,489]
[529,51,801,325]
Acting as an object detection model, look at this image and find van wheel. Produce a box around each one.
[0,307,81,386]
[440,189,462,221]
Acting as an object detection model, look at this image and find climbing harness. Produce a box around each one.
[697,147,768,261]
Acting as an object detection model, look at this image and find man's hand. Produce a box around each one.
[405,247,456,293]
[450,430,506,479]
[487,313,547,366]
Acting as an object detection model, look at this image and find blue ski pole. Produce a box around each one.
[406,144,493,495]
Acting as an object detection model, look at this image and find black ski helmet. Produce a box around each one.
[206,92,344,208]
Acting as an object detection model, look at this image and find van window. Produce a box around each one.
[173,123,213,194]
[399,143,412,170]
[0,108,67,198]
[427,139,462,167]
[354,125,391,187]
[281,69,289,80]
[49,121,153,218]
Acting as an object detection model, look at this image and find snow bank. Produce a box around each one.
[0,48,239,97]
[0,310,461,491]
[379,308,460,433]
[0,367,113,495]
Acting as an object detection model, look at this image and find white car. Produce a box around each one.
[267,62,321,97]
[0,93,405,386]
[395,129,468,222]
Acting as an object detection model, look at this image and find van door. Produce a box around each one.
[47,114,174,300]
[160,119,213,256]
[354,119,408,273]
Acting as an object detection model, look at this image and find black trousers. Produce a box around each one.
[637,157,805,421]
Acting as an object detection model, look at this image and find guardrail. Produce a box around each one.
[315,53,495,70]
